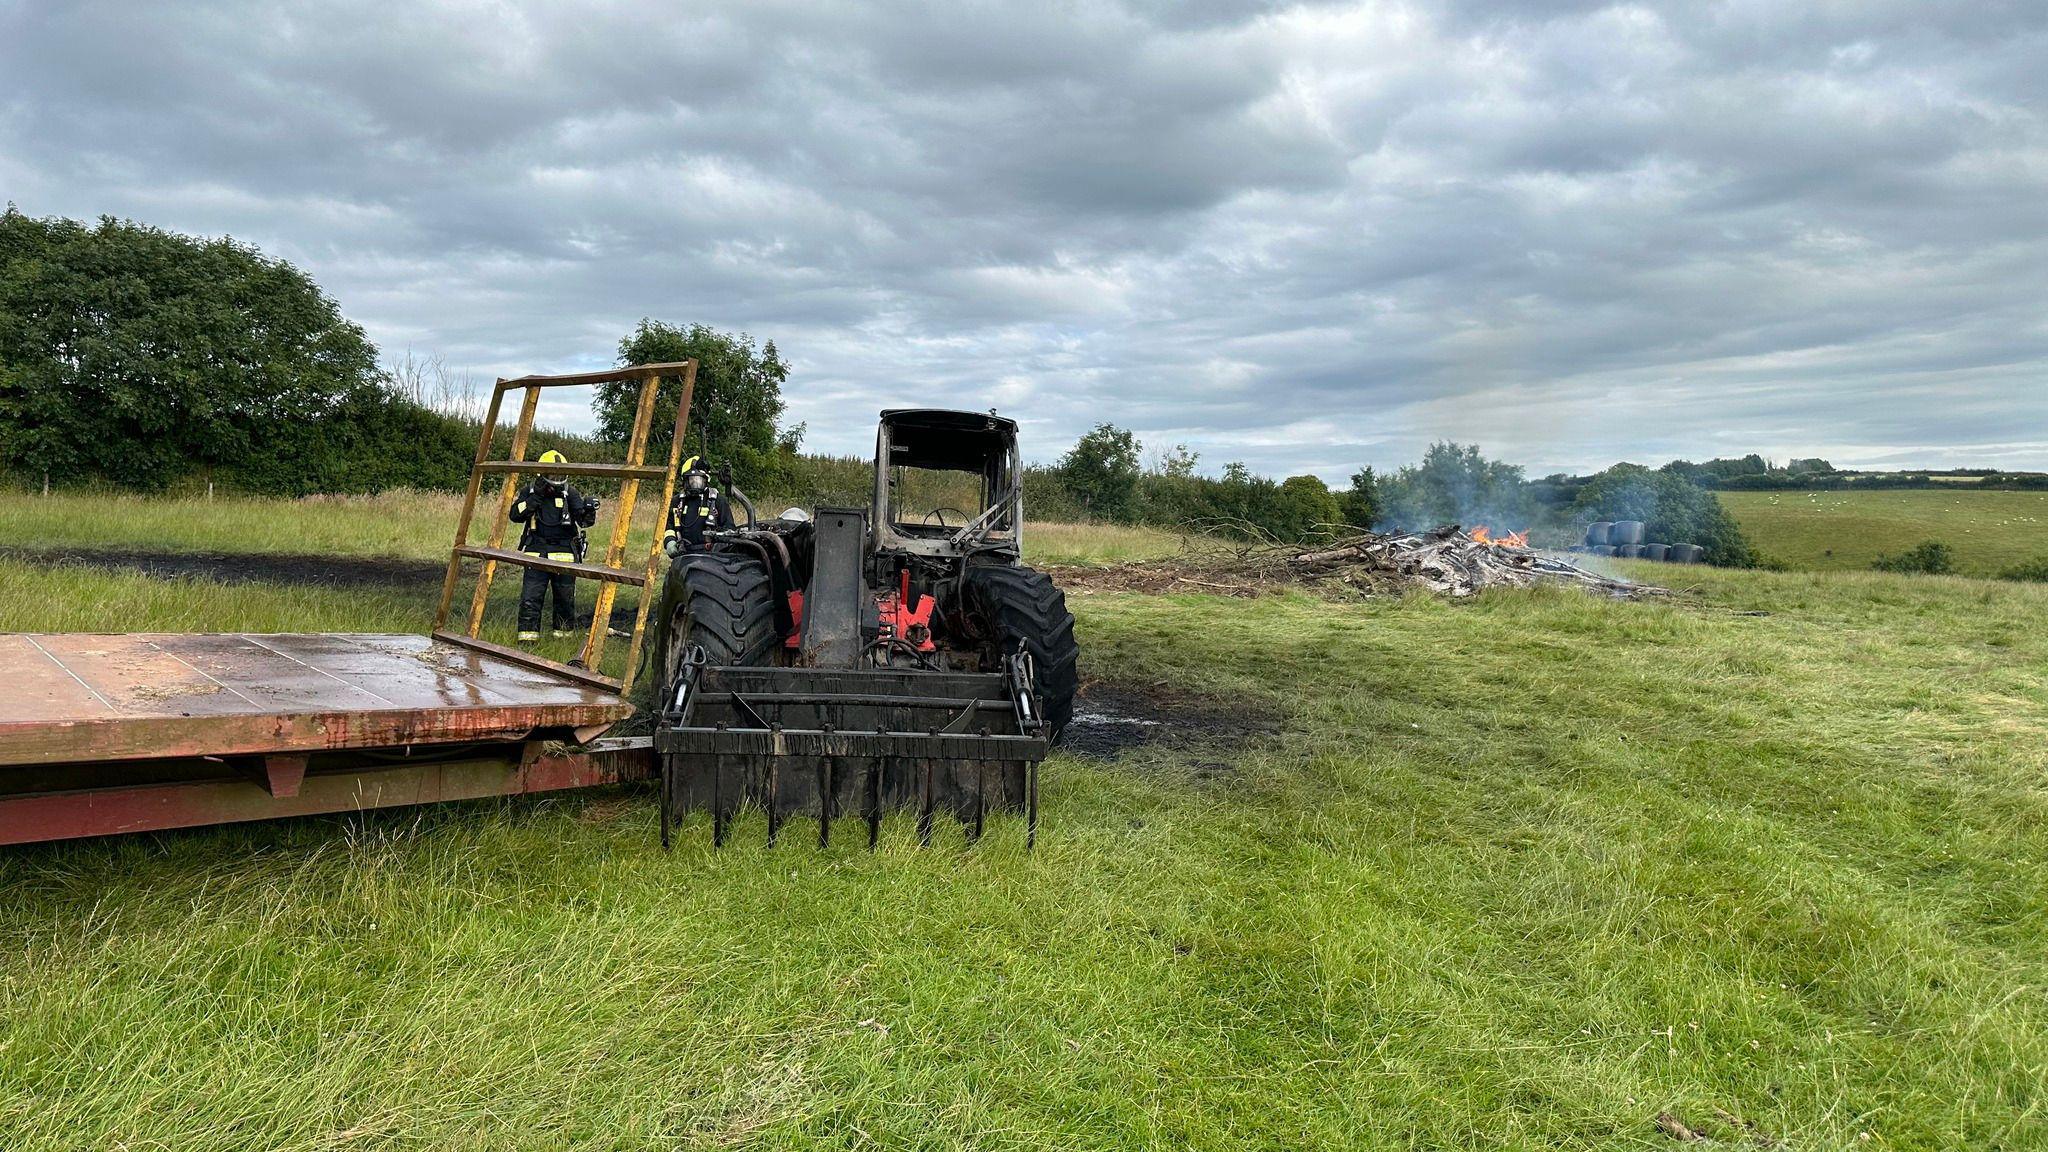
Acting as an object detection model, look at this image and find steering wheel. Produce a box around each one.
[924,507,970,528]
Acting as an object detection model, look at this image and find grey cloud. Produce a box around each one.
[2,0,2045,480]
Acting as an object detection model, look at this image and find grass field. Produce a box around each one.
[3,505,2046,1148]
[1723,489,2048,577]
[0,491,1181,569]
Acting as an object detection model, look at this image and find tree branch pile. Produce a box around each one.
[1052,524,1669,600]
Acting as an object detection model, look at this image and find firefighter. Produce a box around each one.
[509,449,600,642]
[662,455,734,555]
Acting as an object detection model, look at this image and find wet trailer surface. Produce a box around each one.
[0,633,647,846]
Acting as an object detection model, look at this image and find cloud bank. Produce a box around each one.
[4,0,2045,477]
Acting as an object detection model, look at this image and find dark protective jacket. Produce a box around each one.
[663,487,734,553]
[510,480,598,559]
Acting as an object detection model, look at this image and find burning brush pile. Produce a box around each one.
[1054,524,1668,600]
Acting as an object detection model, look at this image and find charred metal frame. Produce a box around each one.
[655,656,1046,850]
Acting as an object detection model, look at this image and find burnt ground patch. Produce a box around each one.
[2,547,447,590]
[1061,677,1283,764]
[2,547,650,628]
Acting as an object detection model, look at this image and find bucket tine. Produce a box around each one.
[971,740,989,842]
[866,758,882,850]
[711,755,728,848]
[765,751,781,847]
[917,758,935,846]
[1026,757,1039,852]
[659,753,673,852]
[818,755,834,849]
[709,723,729,848]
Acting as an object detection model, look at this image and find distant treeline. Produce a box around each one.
[1640,453,2048,492]
[1004,431,1761,565]
[0,212,791,499]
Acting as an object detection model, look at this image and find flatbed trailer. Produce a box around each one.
[1,361,695,848]
[0,632,653,846]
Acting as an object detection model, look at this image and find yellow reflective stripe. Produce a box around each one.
[514,500,527,514]
[554,497,565,508]
[546,552,576,561]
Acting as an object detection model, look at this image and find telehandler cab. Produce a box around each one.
[650,408,1079,847]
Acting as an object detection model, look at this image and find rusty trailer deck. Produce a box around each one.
[0,633,649,846]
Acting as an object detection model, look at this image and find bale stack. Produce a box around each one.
[1574,520,1703,563]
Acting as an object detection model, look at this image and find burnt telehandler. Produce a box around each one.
[650,408,1079,847]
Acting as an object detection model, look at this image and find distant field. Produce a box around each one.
[1722,489,2048,576]
[0,491,1178,569]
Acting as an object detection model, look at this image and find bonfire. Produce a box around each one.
[1053,524,1668,600]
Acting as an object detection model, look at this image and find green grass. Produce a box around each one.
[1024,520,1186,566]
[0,489,666,563]
[0,491,1173,568]
[4,551,2047,1148]
[1723,489,2048,576]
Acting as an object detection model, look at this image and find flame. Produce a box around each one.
[1469,526,1529,548]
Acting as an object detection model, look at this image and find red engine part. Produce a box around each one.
[876,569,936,654]
[785,590,805,649]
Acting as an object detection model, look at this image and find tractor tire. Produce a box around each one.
[657,552,779,686]
[964,564,1080,742]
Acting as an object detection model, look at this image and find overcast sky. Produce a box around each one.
[4,1,2045,479]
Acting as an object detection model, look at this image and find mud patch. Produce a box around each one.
[4,547,648,629]
[1062,678,1282,761]
[2,547,446,590]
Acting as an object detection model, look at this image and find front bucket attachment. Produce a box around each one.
[654,658,1047,848]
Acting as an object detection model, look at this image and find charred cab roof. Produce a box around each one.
[880,409,1017,473]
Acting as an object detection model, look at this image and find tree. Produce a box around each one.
[1336,466,1382,530]
[1571,462,1755,566]
[0,209,383,490]
[1153,442,1199,478]
[1058,423,1142,519]
[1275,475,1343,538]
[600,321,797,492]
[1871,541,1953,575]
[1377,442,1533,531]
